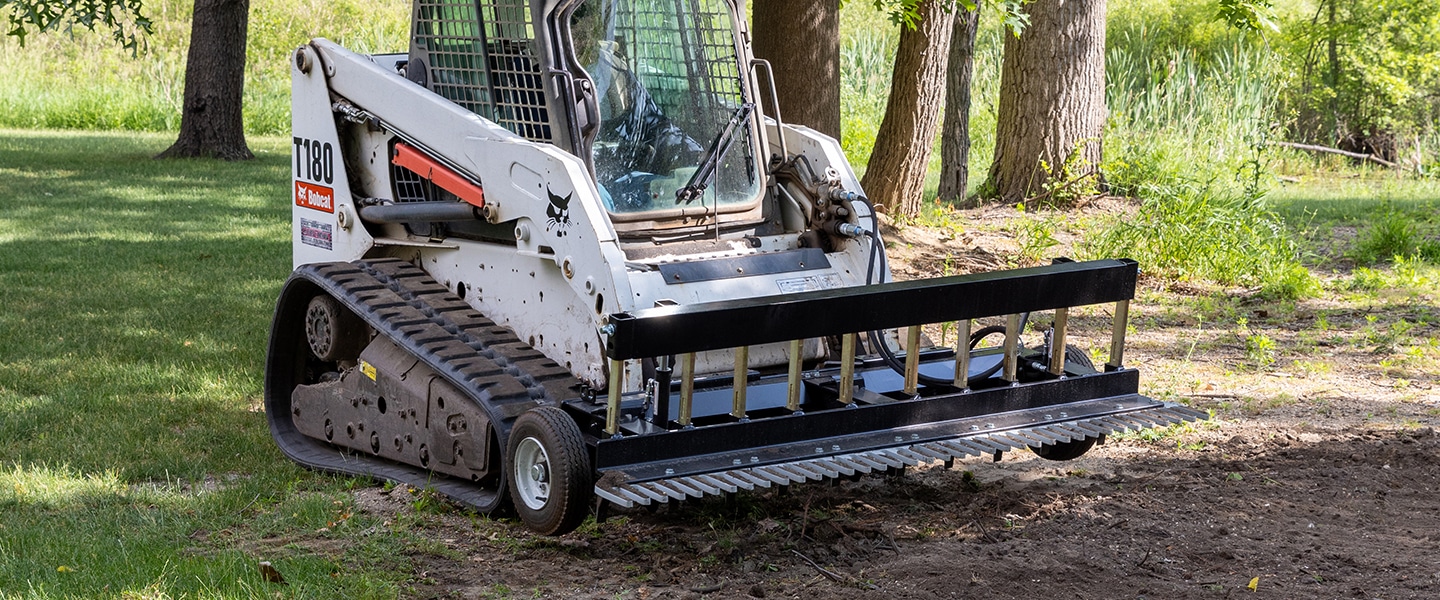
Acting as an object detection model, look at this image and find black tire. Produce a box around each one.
[1031,436,1098,461]
[505,406,592,535]
[1064,344,1095,371]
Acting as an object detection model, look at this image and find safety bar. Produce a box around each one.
[606,259,1137,359]
[602,259,1139,436]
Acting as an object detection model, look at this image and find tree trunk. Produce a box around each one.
[752,0,841,140]
[1325,0,1340,144]
[157,0,253,160]
[860,0,954,218]
[937,6,980,205]
[984,0,1105,205]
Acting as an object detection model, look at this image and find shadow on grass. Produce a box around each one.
[0,130,415,597]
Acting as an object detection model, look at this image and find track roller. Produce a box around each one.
[304,294,368,362]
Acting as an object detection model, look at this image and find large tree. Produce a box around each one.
[984,0,1106,204]
[5,0,253,160]
[860,0,954,218]
[156,0,252,160]
[936,5,980,205]
[751,0,841,139]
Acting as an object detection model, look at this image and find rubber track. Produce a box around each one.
[270,258,582,511]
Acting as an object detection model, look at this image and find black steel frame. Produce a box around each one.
[604,259,1138,360]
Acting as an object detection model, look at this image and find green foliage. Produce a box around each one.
[1011,215,1059,264]
[1031,137,1100,206]
[1276,0,1440,147]
[863,0,981,30]
[1215,0,1278,33]
[840,26,896,170]
[1245,332,1277,368]
[1105,31,1279,196]
[1259,262,1320,300]
[1,0,151,50]
[1352,207,1431,264]
[1080,180,1314,297]
[1107,0,1251,60]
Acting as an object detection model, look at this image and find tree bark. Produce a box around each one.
[937,6,980,205]
[984,0,1105,205]
[157,0,253,160]
[860,0,954,218]
[752,0,841,140]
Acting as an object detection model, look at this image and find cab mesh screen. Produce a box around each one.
[618,0,745,137]
[413,0,552,143]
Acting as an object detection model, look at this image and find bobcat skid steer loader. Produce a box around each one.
[266,0,1205,535]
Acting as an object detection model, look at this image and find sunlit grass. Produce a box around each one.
[0,130,419,598]
[0,0,410,136]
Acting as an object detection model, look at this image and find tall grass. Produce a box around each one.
[1083,27,1325,298]
[0,0,409,136]
[1104,30,1279,195]
[1079,183,1315,298]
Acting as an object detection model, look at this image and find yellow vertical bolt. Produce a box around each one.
[1003,313,1021,383]
[786,338,803,412]
[731,346,749,420]
[678,353,696,427]
[903,325,922,396]
[1109,300,1130,369]
[839,333,856,405]
[1049,307,1069,375]
[953,319,972,389]
[605,358,623,436]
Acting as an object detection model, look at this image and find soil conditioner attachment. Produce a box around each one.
[266,0,1205,535]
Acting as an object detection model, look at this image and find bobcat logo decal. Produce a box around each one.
[545,187,573,237]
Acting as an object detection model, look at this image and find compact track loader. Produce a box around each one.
[267,0,1205,535]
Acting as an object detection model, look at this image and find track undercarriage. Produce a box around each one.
[267,259,1205,534]
[266,259,581,514]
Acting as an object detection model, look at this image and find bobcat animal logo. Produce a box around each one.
[545,187,573,237]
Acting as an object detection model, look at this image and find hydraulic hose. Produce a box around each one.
[856,195,1025,387]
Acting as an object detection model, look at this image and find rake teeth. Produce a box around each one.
[596,402,1206,508]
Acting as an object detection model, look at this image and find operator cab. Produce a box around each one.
[404,0,770,239]
[563,0,765,233]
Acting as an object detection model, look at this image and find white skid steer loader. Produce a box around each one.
[266,0,1203,535]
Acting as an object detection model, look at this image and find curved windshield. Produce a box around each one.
[571,0,761,214]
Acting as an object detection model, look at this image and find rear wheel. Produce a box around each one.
[1031,436,1097,461]
[506,406,592,535]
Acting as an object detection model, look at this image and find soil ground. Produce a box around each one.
[344,202,1440,599]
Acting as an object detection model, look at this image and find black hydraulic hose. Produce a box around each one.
[856,195,1024,387]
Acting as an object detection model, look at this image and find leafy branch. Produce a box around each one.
[2,0,152,52]
[854,0,1026,37]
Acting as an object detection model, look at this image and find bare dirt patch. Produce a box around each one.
[356,203,1440,599]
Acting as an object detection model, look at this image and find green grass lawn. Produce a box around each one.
[2,129,1436,599]
[1270,173,1440,266]
[0,130,412,599]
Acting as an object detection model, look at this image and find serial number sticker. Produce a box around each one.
[360,361,377,381]
[300,218,333,250]
[776,274,843,294]
[294,180,335,213]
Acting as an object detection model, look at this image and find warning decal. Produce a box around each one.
[295,180,335,213]
[300,218,333,250]
[776,274,843,294]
